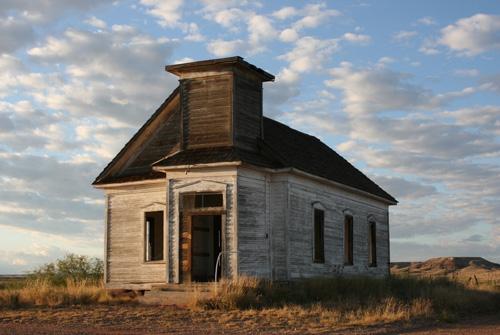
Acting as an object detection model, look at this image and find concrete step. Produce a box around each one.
[151,282,218,292]
[140,286,214,306]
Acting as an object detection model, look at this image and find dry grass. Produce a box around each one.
[194,276,500,325]
[0,278,132,308]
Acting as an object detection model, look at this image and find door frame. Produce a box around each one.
[180,209,226,283]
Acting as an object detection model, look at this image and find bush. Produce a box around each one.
[28,254,103,286]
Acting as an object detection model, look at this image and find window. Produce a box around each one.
[344,215,354,265]
[368,221,377,267]
[313,208,325,263]
[194,193,223,208]
[145,211,164,262]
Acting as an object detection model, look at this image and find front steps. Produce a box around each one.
[139,282,217,306]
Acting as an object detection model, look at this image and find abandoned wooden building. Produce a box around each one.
[93,57,397,289]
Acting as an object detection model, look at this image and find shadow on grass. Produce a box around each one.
[196,276,500,324]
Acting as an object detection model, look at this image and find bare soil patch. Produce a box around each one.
[0,305,499,335]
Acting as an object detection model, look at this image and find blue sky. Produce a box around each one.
[0,0,499,273]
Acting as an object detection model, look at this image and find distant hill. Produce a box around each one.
[391,257,500,286]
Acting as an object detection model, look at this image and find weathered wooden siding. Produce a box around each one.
[237,169,271,278]
[269,178,288,280]
[106,183,166,284]
[285,174,389,278]
[233,72,263,151]
[180,75,233,149]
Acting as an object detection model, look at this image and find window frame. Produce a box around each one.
[312,204,325,264]
[368,218,377,267]
[144,210,165,263]
[343,212,354,266]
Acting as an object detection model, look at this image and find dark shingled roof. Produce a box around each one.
[152,117,396,203]
[261,118,397,203]
[154,146,282,169]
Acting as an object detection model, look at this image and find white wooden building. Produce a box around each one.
[93,57,397,289]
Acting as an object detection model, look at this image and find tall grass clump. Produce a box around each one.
[0,254,132,308]
[196,275,500,324]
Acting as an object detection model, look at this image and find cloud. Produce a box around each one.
[85,16,107,29]
[0,17,35,53]
[419,38,440,55]
[279,28,299,42]
[373,176,437,200]
[439,13,500,56]
[325,62,435,115]
[140,0,184,28]
[0,0,108,23]
[279,36,340,79]
[206,39,244,57]
[247,14,278,52]
[27,26,177,126]
[454,68,479,77]
[272,6,299,20]
[0,152,103,237]
[342,32,371,44]
[417,16,436,26]
[292,3,341,31]
[210,8,246,30]
[393,30,417,42]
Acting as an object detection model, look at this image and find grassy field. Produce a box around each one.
[1,275,499,326]
[1,255,500,334]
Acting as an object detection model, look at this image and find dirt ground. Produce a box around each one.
[0,305,499,335]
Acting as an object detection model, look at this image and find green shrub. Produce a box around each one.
[28,254,103,286]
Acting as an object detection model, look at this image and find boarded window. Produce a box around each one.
[313,208,325,263]
[194,193,223,208]
[368,221,377,267]
[344,215,354,265]
[145,211,164,261]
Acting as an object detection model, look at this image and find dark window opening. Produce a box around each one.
[194,193,223,208]
[369,221,377,267]
[344,215,354,265]
[145,211,164,261]
[313,208,325,263]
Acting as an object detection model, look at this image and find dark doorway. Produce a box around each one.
[191,215,222,282]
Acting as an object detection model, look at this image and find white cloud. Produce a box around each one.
[206,39,244,57]
[140,0,183,28]
[0,0,108,23]
[272,6,298,20]
[184,22,205,42]
[85,16,107,29]
[279,28,299,42]
[27,26,177,126]
[212,8,246,30]
[247,14,278,51]
[325,62,435,115]
[342,32,371,44]
[292,3,341,31]
[419,38,440,55]
[439,13,500,56]
[279,36,340,77]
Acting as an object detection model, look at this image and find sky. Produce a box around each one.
[0,0,499,273]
